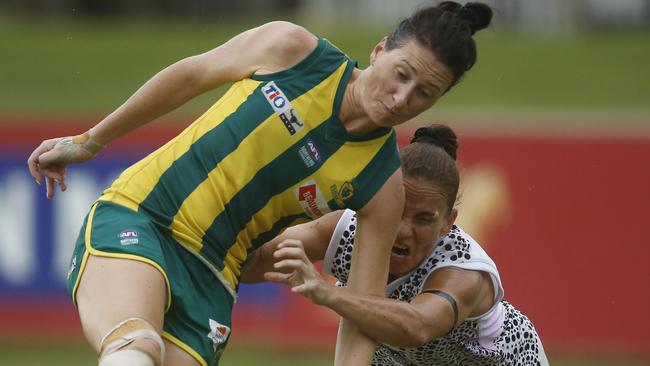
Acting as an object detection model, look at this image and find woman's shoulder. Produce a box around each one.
[430,226,499,272]
[260,21,316,44]
[235,21,320,76]
[254,21,319,65]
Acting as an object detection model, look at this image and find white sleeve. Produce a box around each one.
[423,227,504,306]
[322,209,357,282]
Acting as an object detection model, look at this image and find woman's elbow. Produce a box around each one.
[410,327,435,348]
[392,323,434,348]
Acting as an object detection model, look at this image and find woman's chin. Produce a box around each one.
[370,108,397,127]
[389,258,410,278]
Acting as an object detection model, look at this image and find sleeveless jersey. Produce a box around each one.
[324,209,549,366]
[98,39,400,297]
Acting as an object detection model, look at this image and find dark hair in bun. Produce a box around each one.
[401,124,460,214]
[440,1,492,35]
[386,1,493,91]
[410,123,459,160]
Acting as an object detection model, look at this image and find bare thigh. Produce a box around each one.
[76,255,206,366]
[76,255,167,351]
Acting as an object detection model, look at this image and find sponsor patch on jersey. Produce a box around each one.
[298,139,321,168]
[207,319,231,351]
[330,181,355,208]
[295,180,331,219]
[118,230,139,245]
[262,81,304,135]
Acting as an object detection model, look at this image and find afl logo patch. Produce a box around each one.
[262,81,304,135]
[118,230,139,245]
[298,139,321,168]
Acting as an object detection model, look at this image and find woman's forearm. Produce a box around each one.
[323,287,442,348]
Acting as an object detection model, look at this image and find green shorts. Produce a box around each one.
[66,201,234,366]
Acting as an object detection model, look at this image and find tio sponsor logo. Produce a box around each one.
[262,81,304,135]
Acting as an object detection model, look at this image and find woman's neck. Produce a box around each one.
[339,68,377,136]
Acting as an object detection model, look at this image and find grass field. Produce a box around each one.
[0,342,649,366]
[1,18,649,126]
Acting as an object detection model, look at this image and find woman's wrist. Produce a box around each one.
[315,280,338,307]
[72,130,105,155]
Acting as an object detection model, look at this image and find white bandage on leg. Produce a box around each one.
[99,317,165,365]
[99,349,154,366]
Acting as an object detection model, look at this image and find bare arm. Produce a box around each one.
[27,21,318,198]
[324,266,489,347]
[264,171,404,365]
[334,169,404,365]
[87,21,318,146]
[239,210,343,284]
[270,242,492,348]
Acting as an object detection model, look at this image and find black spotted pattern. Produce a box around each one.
[329,214,546,366]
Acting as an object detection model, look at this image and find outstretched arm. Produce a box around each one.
[269,241,490,348]
[85,22,317,147]
[239,210,343,284]
[27,21,318,198]
[322,266,488,347]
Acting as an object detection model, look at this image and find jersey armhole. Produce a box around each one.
[323,209,356,276]
[423,263,504,320]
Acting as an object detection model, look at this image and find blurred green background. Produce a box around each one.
[2,16,649,129]
[1,0,649,365]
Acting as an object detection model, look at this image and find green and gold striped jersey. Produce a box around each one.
[98,38,400,294]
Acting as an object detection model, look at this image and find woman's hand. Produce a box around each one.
[27,132,103,199]
[264,239,333,305]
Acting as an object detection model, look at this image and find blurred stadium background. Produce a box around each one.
[1,0,649,365]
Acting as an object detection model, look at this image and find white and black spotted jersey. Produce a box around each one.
[323,209,549,366]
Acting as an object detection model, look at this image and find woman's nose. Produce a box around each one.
[392,85,412,109]
[396,219,412,240]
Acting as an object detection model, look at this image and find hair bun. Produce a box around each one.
[460,2,493,34]
[410,124,459,160]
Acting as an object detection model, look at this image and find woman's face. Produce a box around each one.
[361,38,454,128]
[389,175,457,280]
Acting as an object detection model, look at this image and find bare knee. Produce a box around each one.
[99,317,165,366]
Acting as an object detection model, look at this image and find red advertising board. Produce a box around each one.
[1,120,648,355]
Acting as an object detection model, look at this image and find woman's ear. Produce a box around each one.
[370,36,388,65]
[442,208,458,235]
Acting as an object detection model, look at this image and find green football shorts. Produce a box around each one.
[66,201,234,366]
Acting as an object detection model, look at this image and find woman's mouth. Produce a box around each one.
[380,101,396,115]
[392,244,409,256]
